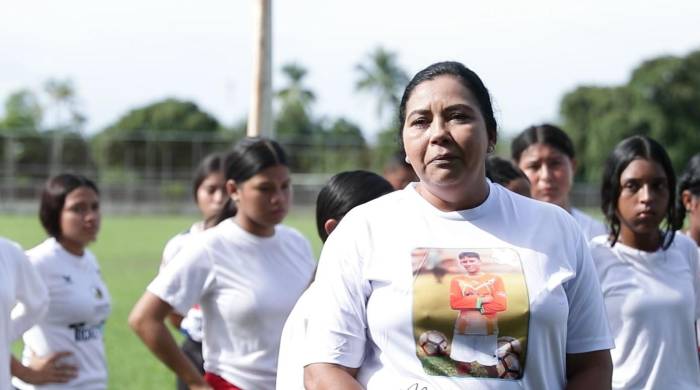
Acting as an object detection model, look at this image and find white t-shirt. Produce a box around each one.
[571,208,606,242]
[590,234,700,389]
[148,219,315,390]
[1,238,48,390]
[160,222,205,342]
[276,285,316,390]
[303,183,613,389]
[14,238,112,390]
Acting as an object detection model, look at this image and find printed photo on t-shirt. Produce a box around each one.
[411,247,529,380]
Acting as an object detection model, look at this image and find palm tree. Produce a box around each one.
[355,47,409,123]
[277,62,315,114]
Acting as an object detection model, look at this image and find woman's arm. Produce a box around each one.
[128,292,210,390]
[565,349,612,390]
[11,353,77,384]
[10,246,48,340]
[304,363,361,390]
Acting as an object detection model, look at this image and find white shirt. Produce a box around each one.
[148,219,315,390]
[1,238,48,390]
[160,222,205,341]
[571,208,607,242]
[276,285,316,390]
[14,238,112,390]
[590,234,700,389]
[303,183,613,389]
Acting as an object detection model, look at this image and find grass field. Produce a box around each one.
[0,211,320,389]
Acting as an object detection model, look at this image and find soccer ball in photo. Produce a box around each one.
[496,336,522,357]
[418,330,449,356]
[496,351,522,379]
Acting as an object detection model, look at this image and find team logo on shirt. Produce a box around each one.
[61,275,73,284]
[69,321,105,341]
[411,247,529,380]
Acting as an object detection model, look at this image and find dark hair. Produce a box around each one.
[192,152,224,201]
[39,173,99,238]
[601,135,681,249]
[315,170,394,242]
[458,251,480,259]
[215,137,288,224]
[678,153,700,216]
[398,61,497,149]
[511,124,575,163]
[486,156,529,187]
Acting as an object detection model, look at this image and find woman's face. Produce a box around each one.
[682,190,700,237]
[616,158,669,242]
[60,186,100,249]
[517,143,574,209]
[402,75,492,197]
[230,164,291,237]
[196,172,226,224]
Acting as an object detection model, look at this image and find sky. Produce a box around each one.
[1,0,699,142]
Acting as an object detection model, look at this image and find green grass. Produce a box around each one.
[1,211,319,389]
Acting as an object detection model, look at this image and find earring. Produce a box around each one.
[405,156,411,164]
[487,144,495,153]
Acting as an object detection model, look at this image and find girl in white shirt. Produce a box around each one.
[590,135,699,389]
[158,152,229,390]
[129,137,315,390]
[14,174,111,390]
[678,153,700,248]
[1,237,49,390]
[512,124,606,241]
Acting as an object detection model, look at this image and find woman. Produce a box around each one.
[129,137,315,390]
[1,237,49,390]
[14,174,111,390]
[590,135,699,389]
[158,152,228,390]
[303,61,612,389]
[678,153,700,248]
[512,124,606,240]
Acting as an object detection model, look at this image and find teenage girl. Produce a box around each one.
[158,153,228,390]
[512,124,605,239]
[590,135,699,389]
[14,174,111,389]
[678,153,700,248]
[276,170,394,389]
[129,137,316,390]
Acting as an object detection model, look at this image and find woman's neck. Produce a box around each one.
[58,237,86,256]
[687,223,700,247]
[417,177,490,212]
[617,228,663,252]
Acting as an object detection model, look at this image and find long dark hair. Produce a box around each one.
[511,123,575,163]
[398,61,497,149]
[215,137,288,224]
[601,135,681,249]
[40,173,99,238]
[315,170,394,242]
[677,153,700,218]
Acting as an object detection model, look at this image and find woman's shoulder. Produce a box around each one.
[0,237,26,267]
[25,237,59,263]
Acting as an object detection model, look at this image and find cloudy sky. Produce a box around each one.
[1,0,698,141]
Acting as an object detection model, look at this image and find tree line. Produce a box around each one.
[1,47,698,181]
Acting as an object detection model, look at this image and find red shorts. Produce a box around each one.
[204,372,242,390]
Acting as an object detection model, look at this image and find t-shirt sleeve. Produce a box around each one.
[303,216,370,368]
[564,230,614,354]
[10,244,48,341]
[147,241,214,315]
[689,243,700,319]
